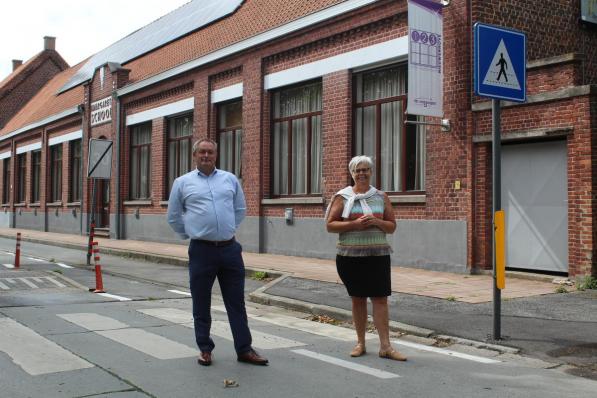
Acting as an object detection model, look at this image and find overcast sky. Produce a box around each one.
[0,0,191,81]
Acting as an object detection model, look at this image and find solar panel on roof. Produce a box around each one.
[59,0,243,93]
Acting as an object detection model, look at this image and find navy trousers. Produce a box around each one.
[188,239,252,355]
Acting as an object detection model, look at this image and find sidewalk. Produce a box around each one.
[0,227,558,303]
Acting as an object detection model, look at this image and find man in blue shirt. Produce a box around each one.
[167,138,268,367]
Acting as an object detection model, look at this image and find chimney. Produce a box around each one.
[44,36,56,50]
[12,60,22,71]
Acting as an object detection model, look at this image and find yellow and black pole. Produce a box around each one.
[492,99,504,340]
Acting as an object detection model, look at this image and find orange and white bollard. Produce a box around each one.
[90,241,105,293]
[14,232,21,269]
[87,223,96,266]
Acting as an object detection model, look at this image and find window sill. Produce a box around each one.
[46,201,63,207]
[1,204,9,208]
[29,203,41,208]
[66,202,81,207]
[14,203,26,207]
[262,197,324,205]
[124,200,152,206]
[388,194,426,204]
[159,200,169,206]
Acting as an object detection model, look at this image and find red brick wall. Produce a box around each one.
[0,52,68,129]
[473,0,597,83]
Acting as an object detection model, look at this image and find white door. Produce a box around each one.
[501,140,568,273]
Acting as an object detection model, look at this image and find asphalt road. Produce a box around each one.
[1,239,596,397]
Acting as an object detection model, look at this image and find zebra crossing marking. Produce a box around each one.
[55,262,74,269]
[168,289,191,296]
[57,313,197,359]
[392,339,501,364]
[18,278,38,289]
[97,292,132,301]
[0,318,93,375]
[0,276,68,290]
[138,308,306,349]
[292,349,400,379]
[2,263,14,269]
[213,305,374,342]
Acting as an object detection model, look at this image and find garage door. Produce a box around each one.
[501,140,568,273]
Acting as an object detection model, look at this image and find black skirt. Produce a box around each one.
[336,254,391,297]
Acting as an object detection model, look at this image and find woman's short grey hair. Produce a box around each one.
[348,155,374,175]
[192,138,218,153]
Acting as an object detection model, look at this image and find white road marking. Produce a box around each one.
[97,293,132,301]
[18,278,38,289]
[213,305,372,342]
[393,339,501,364]
[0,280,9,289]
[168,289,192,296]
[26,257,45,262]
[57,313,196,359]
[45,277,66,288]
[0,318,93,375]
[32,277,44,283]
[292,349,400,379]
[2,263,14,268]
[4,278,17,284]
[55,263,74,269]
[138,308,306,349]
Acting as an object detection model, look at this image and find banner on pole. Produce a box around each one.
[407,0,443,117]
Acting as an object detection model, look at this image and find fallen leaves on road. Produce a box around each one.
[223,379,239,388]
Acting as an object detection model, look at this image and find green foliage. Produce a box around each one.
[446,295,457,302]
[576,276,597,291]
[252,271,269,281]
[554,285,568,294]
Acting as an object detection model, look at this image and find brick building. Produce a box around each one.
[0,37,69,129]
[0,0,595,277]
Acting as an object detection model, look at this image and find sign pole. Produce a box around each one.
[492,99,502,340]
[87,178,97,266]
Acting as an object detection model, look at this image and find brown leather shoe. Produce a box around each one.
[197,351,212,366]
[379,348,407,362]
[237,349,269,366]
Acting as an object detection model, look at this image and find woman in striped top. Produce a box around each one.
[326,155,406,362]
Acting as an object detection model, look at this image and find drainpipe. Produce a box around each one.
[78,104,85,235]
[113,92,121,239]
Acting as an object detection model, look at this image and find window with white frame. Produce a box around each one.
[166,114,192,195]
[217,100,242,178]
[130,123,152,199]
[50,145,63,202]
[353,64,425,192]
[31,150,41,203]
[271,81,322,196]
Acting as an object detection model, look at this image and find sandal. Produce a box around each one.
[379,348,407,361]
[350,343,367,357]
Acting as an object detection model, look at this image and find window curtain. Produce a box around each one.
[273,81,322,195]
[310,115,322,193]
[273,122,288,195]
[234,129,242,178]
[131,124,151,199]
[380,101,402,191]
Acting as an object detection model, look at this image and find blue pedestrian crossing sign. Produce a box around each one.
[474,23,526,102]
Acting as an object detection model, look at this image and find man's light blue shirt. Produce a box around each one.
[167,168,246,241]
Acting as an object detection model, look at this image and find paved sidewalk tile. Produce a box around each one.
[0,228,558,303]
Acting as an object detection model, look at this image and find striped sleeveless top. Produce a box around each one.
[337,192,392,257]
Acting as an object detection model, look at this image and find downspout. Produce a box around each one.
[78,104,85,235]
[113,92,122,239]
